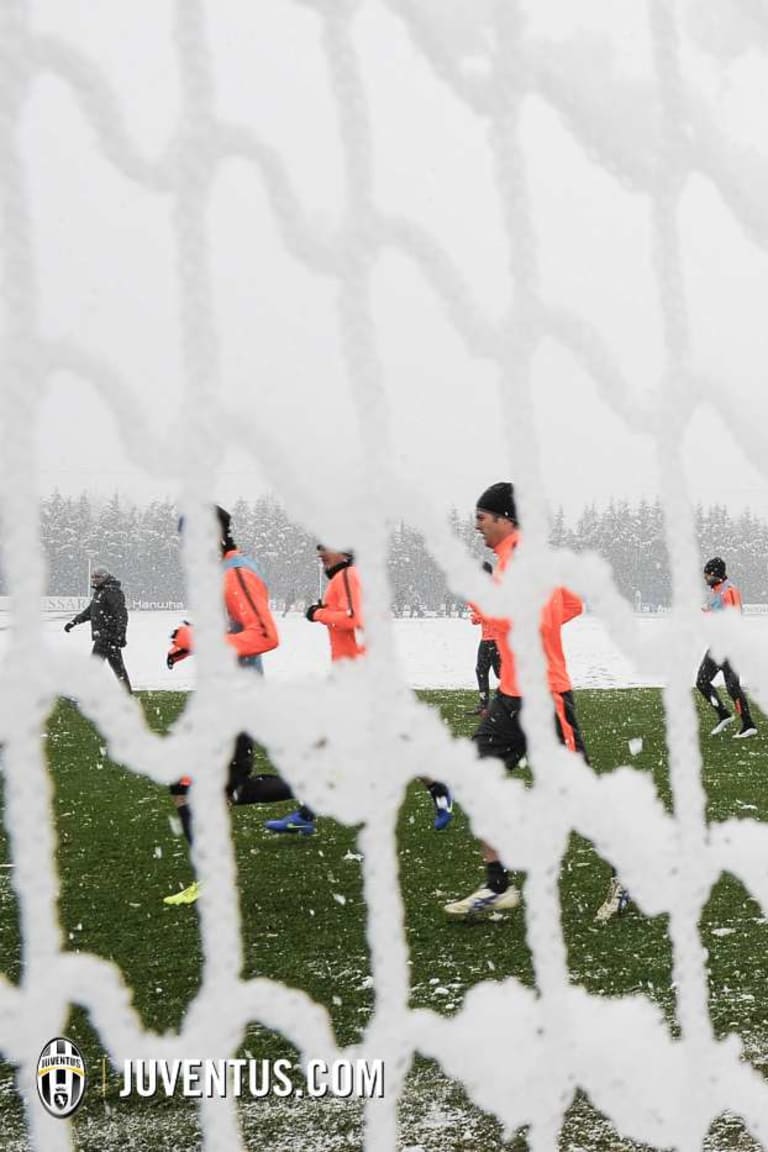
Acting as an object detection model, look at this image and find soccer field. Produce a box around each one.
[0,688,766,1151]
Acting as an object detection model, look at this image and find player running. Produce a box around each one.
[466,561,502,717]
[444,482,591,918]
[263,543,365,835]
[163,506,297,905]
[696,556,757,739]
[266,544,453,834]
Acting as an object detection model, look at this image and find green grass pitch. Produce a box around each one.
[0,689,766,1151]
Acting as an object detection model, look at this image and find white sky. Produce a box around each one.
[20,0,768,523]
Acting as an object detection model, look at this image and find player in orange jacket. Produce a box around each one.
[539,583,629,923]
[540,585,588,758]
[444,482,592,919]
[164,507,299,905]
[263,542,364,835]
[305,547,365,662]
[695,556,757,738]
[467,561,502,716]
[266,545,454,833]
[165,520,279,669]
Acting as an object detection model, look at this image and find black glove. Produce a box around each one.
[64,621,74,633]
[305,603,322,622]
[166,648,190,670]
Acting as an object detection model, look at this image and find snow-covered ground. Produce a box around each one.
[0,609,696,692]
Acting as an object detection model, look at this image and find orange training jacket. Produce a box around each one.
[314,561,365,662]
[540,586,583,693]
[470,607,498,642]
[470,530,521,695]
[705,578,742,613]
[222,549,279,661]
[471,531,582,696]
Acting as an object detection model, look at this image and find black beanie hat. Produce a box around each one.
[316,544,354,560]
[476,482,517,523]
[704,556,726,581]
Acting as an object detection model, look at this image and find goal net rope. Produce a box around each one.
[1,1,767,1149]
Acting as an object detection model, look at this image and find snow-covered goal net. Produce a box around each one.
[2,0,768,1149]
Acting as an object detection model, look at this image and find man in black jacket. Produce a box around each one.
[64,566,132,692]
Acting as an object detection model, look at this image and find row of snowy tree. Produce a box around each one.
[12,492,768,610]
[552,500,768,609]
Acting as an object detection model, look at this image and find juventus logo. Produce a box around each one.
[36,1037,87,1119]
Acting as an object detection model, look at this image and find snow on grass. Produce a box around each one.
[1,610,687,692]
[1,689,767,1150]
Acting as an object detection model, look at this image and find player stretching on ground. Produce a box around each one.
[696,557,757,739]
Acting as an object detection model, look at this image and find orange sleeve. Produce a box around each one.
[468,600,509,645]
[540,591,570,692]
[558,587,583,625]
[467,540,516,645]
[224,567,279,657]
[539,594,555,636]
[723,585,742,611]
[314,567,363,631]
[166,621,194,666]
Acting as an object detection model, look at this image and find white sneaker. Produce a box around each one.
[710,714,734,736]
[734,725,757,739]
[444,884,520,918]
[595,878,630,922]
